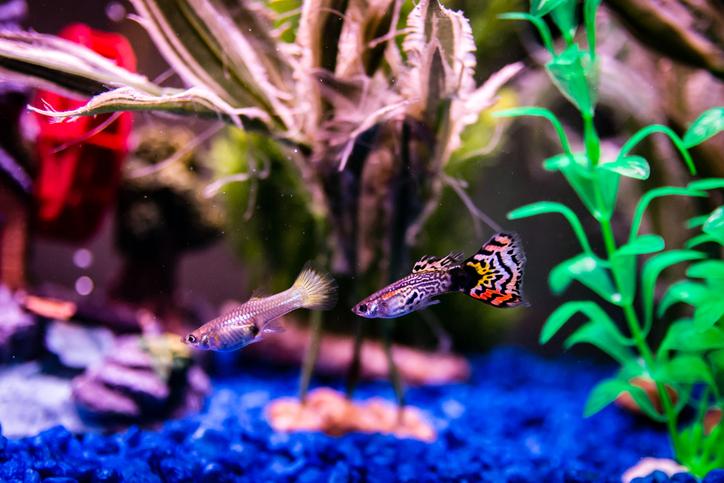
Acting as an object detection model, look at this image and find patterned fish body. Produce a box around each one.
[184,265,337,351]
[352,232,527,319]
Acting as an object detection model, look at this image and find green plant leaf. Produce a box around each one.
[540,300,630,345]
[710,349,724,371]
[493,107,574,155]
[658,280,707,316]
[618,234,666,256]
[565,320,634,365]
[583,0,601,54]
[610,235,665,304]
[694,300,724,330]
[687,215,710,229]
[550,254,620,303]
[617,124,696,175]
[599,155,650,180]
[507,201,592,253]
[497,13,555,55]
[686,233,718,249]
[687,261,724,281]
[683,107,724,148]
[584,378,627,416]
[703,207,724,244]
[550,0,577,43]
[642,250,706,335]
[541,153,620,221]
[530,0,566,16]
[624,384,669,422]
[660,354,714,386]
[659,320,724,355]
[545,44,598,115]
[629,186,707,241]
[687,178,724,191]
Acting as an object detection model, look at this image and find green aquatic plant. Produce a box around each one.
[498,0,724,475]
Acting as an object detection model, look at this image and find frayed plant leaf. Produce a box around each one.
[0,30,161,97]
[130,0,295,130]
[30,86,269,128]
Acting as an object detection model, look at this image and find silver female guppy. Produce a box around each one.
[352,232,527,319]
[184,264,337,351]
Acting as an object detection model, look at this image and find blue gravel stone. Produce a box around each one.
[1,348,717,481]
[704,469,724,483]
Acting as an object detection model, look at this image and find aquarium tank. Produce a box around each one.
[0,0,722,481]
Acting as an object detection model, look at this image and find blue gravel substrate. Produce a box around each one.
[1,347,722,482]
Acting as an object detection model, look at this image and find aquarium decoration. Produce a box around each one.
[500,0,724,476]
[0,0,523,407]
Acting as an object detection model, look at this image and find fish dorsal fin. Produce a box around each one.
[248,288,270,301]
[412,252,464,273]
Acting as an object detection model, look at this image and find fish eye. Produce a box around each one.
[186,334,197,344]
[250,324,260,336]
[358,304,367,313]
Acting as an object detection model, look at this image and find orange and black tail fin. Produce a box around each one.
[452,232,528,308]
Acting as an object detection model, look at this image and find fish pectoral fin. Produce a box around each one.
[262,318,286,335]
[418,299,441,310]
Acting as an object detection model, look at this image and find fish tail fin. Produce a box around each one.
[292,263,338,311]
[452,232,528,308]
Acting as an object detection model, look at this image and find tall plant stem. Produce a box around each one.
[298,310,323,403]
[345,318,365,398]
[382,319,405,410]
[585,110,684,459]
[599,217,683,458]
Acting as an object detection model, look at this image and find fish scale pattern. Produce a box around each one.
[1,348,720,482]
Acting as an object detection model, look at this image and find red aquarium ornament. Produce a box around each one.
[32,23,135,242]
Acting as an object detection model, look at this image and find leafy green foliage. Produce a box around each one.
[502,0,723,475]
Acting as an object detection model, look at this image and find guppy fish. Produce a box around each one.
[184,265,337,351]
[352,232,527,319]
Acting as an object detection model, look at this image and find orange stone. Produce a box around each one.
[266,387,436,442]
[704,407,721,435]
[615,376,677,416]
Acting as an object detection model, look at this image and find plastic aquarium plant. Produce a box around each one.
[497,0,724,476]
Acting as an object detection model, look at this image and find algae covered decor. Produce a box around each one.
[0,0,723,481]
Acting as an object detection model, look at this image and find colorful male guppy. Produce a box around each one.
[352,232,527,319]
[184,264,337,351]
